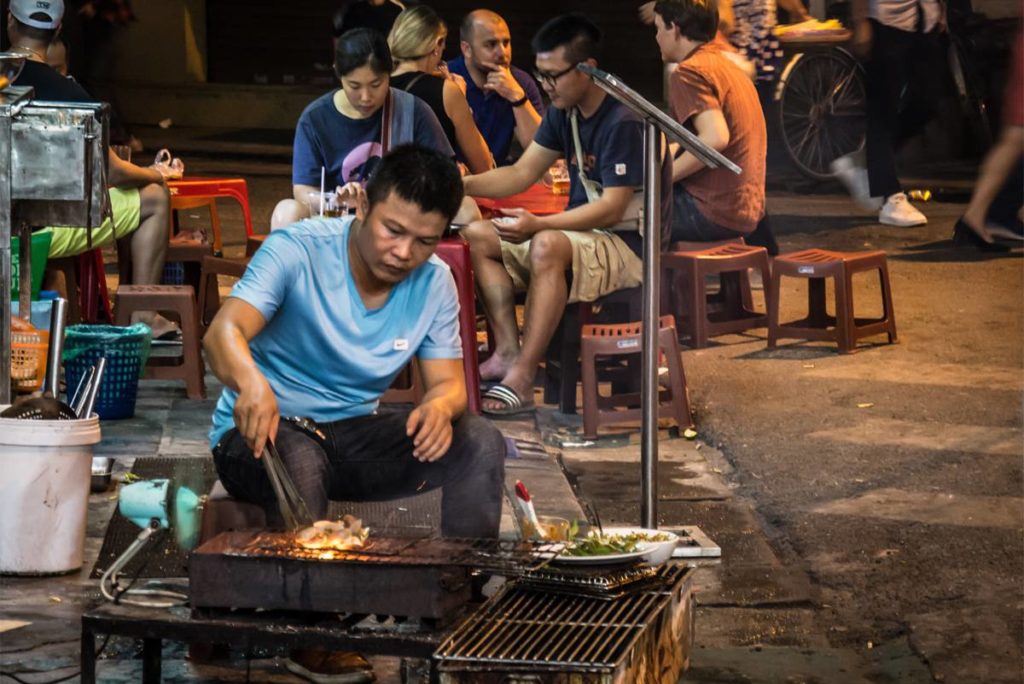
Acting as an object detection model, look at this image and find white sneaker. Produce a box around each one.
[830,154,883,211]
[878,193,927,227]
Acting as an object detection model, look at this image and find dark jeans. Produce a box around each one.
[671,185,749,243]
[865,21,943,199]
[212,410,506,538]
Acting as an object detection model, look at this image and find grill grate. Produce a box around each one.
[437,565,687,669]
[224,531,562,574]
[516,562,660,599]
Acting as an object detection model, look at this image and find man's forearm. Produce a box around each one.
[464,165,534,198]
[535,196,629,233]
[420,377,467,420]
[673,152,707,182]
[512,102,541,150]
[204,319,265,395]
[107,153,164,188]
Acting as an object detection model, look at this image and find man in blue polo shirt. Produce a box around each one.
[448,10,544,166]
[204,145,505,540]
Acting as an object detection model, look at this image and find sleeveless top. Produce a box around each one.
[391,71,457,153]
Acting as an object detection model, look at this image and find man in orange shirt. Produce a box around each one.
[652,0,767,243]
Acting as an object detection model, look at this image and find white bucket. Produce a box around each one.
[0,413,101,575]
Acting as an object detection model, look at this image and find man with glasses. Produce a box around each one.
[461,13,672,416]
[448,10,544,165]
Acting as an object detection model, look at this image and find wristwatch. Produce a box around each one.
[510,94,529,107]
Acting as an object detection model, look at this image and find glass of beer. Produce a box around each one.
[307,191,345,218]
[549,160,570,195]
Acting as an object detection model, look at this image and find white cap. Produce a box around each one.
[10,0,65,30]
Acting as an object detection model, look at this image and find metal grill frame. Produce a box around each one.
[435,565,689,671]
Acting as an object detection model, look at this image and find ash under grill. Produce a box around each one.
[436,565,693,677]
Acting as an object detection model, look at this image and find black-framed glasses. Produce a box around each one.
[533,64,577,88]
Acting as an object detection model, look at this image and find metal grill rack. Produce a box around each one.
[515,562,661,599]
[436,565,688,670]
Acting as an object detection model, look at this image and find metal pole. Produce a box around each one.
[1,112,12,406]
[640,120,661,529]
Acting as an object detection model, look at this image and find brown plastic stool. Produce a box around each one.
[113,284,206,399]
[198,480,266,546]
[662,242,771,348]
[580,314,693,439]
[197,254,249,333]
[767,249,897,354]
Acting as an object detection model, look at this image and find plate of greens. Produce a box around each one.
[554,527,680,565]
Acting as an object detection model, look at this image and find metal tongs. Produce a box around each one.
[262,440,314,531]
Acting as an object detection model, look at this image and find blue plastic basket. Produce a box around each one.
[161,261,186,285]
[62,324,152,420]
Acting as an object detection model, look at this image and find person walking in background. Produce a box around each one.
[952,27,1023,253]
[388,5,495,174]
[830,0,944,227]
[448,10,544,165]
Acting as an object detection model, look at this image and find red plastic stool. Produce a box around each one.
[768,249,898,353]
[662,242,770,348]
[47,249,113,323]
[168,177,255,255]
[435,238,480,415]
[580,314,692,439]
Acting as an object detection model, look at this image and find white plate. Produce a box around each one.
[554,527,680,566]
[552,546,650,565]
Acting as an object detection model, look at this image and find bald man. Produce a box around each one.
[448,10,543,165]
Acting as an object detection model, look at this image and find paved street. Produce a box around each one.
[1,141,1020,683]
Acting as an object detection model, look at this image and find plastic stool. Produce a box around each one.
[580,315,692,439]
[662,242,771,348]
[47,249,113,324]
[198,480,266,546]
[435,239,480,414]
[113,284,206,399]
[168,177,255,254]
[767,249,897,353]
[197,254,248,333]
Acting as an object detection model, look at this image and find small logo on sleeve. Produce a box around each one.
[393,339,409,351]
[615,163,627,176]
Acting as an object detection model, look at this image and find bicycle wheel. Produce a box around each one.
[776,48,866,180]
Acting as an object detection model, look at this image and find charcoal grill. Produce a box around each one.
[189,530,562,621]
[435,565,695,683]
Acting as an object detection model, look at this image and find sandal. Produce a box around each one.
[481,384,536,417]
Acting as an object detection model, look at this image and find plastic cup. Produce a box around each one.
[521,515,570,541]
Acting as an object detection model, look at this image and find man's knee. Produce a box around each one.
[271,199,310,230]
[454,414,506,477]
[462,219,500,254]
[527,230,571,271]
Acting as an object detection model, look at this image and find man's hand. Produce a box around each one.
[406,401,454,462]
[492,208,542,243]
[233,373,280,457]
[480,60,526,103]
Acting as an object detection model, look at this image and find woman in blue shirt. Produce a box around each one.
[271,29,455,228]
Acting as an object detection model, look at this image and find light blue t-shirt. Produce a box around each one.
[208,216,462,448]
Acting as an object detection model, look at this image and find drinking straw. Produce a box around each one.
[319,167,326,216]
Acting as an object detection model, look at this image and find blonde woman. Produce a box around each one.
[389,5,494,173]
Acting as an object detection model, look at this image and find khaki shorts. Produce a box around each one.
[40,187,142,259]
[500,229,643,304]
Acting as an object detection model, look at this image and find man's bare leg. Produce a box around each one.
[125,182,177,338]
[484,230,572,411]
[462,219,520,381]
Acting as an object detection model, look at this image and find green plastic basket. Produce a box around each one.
[10,231,53,301]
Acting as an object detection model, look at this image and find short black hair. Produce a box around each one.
[654,0,719,43]
[366,145,464,223]
[334,28,393,78]
[12,17,57,44]
[531,13,602,65]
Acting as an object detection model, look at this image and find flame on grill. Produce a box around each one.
[293,516,369,560]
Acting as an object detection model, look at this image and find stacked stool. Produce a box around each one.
[767,248,897,353]
[662,242,772,348]
[114,285,206,399]
[579,314,692,439]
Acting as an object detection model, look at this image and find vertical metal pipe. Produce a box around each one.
[640,120,661,529]
[17,222,30,317]
[1,112,13,405]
